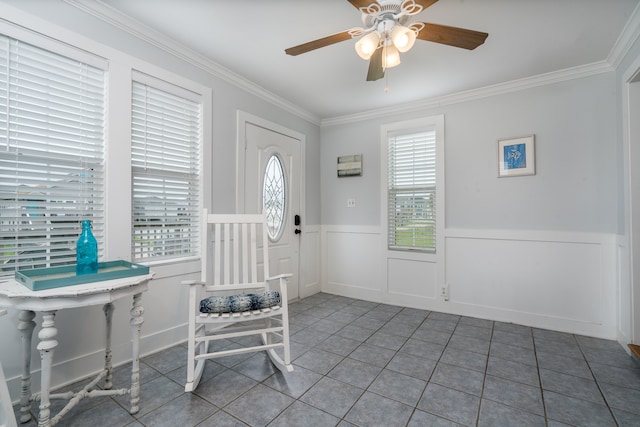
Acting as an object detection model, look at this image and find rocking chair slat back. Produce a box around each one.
[206,213,269,287]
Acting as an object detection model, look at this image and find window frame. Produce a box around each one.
[130,71,204,263]
[0,30,107,276]
[262,152,288,243]
[381,115,445,261]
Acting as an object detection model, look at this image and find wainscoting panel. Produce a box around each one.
[387,257,437,300]
[448,238,600,318]
[616,235,631,349]
[322,226,385,300]
[443,230,617,338]
[300,225,321,299]
[320,225,618,339]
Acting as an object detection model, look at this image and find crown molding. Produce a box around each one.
[607,1,640,69]
[63,0,321,126]
[321,61,613,127]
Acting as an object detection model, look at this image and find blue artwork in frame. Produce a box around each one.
[498,135,535,177]
[504,143,526,170]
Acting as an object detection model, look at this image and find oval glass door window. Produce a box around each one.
[263,154,287,241]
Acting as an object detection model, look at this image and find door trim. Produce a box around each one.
[621,55,640,349]
[236,110,306,298]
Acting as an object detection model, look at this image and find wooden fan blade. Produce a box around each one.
[366,47,384,81]
[348,0,379,9]
[414,0,438,9]
[416,22,488,50]
[285,30,353,56]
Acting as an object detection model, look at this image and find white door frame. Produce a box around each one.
[236,110,306,298]
[621,56,640,348]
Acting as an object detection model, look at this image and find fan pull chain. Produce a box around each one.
[384,70,390,93]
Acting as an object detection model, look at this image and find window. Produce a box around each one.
[131,74,202,261]
[0,35,106,275]
[263,153,286,241]
[385,116,443,253]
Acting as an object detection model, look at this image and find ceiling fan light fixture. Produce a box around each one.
[391,24,416,53]
[284,1,489,84]
[382,43,401,69]
[355,31,380,60]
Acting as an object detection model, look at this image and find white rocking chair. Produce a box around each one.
[183,209,293,392]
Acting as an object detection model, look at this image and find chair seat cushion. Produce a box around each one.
[200,290,281,314]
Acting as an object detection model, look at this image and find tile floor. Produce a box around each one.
[12,292,640,426]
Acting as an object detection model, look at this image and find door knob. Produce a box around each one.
[295,229,301,234]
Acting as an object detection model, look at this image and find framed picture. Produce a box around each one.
[337,154,362,177]
[498,135,535,177]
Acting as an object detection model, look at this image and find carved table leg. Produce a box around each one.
[129,293,144,414]
[36,311,58,427]
[17,310,35,423]
[102,303,114,390]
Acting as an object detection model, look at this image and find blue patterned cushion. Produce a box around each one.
[228,295,253,312]
[199,296,231,314]
[200,290,281,314]
[250,290,281,310]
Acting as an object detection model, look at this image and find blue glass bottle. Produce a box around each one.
[76,220,98,275]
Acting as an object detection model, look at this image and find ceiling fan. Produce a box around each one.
[285,0,488,82]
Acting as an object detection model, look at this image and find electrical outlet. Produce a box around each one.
[440,284,449,301]
[347,198,356,208]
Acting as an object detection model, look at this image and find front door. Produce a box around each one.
[239,113,302,301]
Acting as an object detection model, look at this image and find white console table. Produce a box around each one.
[0,272,153,427]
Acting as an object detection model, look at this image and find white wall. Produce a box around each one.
[322,75,618,232]
[320,73,621,339]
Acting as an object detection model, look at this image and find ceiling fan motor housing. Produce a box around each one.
[361,1,412,30]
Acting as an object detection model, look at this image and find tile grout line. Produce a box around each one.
[407,310,460,426]
[576,335,621,427]
[475,319,496,427]
[531,326,550,427]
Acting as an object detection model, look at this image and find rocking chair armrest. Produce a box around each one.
[265,273,291,301]
[265,273,292,282]
[181,279,205,286]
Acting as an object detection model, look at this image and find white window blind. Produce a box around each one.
[0,36,105,275]
[388,130,436,251]
[131,80,201,261]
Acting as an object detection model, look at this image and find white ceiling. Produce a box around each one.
[69,0,640,121]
